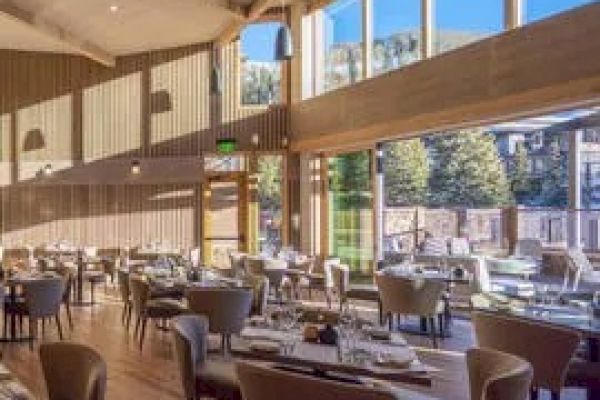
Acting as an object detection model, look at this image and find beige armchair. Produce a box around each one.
[185,287,252,353]
[40,342,107,400]
[467,347,532,400]
[171,315,241,400]
[472,311,581,399]
[375,273,445,348]
[235,360,435,400]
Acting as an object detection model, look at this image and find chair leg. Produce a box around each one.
[325,289,332,309]
[429,317,438,349]
[3,312,7,338]
[134,316,141,338]
[139,317,148,351]
[126,305,133,331]
[55,315,63,340]
[90,283,95,304]
[29,318,37,351]
[41,318,46,337]
[378,300,384,326]
[388,313,393,331]
[65,303,73,330]
[19,315,23,335]
[121,304,127,324]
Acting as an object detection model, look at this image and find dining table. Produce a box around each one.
[73,256,106,306]
[231,325,437,388]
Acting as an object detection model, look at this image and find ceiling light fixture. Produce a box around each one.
[274,0,293,61]
[109,4,119,13]
[131,160,140,175]
[42,164,53,177]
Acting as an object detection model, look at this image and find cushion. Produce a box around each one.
[196,359,241,400]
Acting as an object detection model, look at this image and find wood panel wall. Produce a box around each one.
[290,2,600,152]
[0,41,288,249]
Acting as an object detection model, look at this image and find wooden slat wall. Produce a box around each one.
[0,41,288,248]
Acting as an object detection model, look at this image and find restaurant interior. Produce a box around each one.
[0,0,599,399]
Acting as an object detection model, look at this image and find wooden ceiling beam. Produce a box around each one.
[0,0,115,67]
[214,0,280,46]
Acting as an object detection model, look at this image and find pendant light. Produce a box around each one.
[274,0,293,61]
[210,46,222,95]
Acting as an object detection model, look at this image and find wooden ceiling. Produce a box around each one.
[0,0,272,66]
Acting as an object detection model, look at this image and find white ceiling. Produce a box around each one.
[0,0,253,56]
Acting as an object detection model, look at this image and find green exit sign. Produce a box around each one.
[216,138,236,154]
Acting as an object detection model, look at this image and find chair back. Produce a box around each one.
[190,247,201,268]
[129,275,151,315]
[330,263,349,294]
[291,256,315,274]
[83,246,98,259]
[467,347,532,400]
[186,288,252,335]
[24,278,65,318]
[236,360,398,400]
[565,247,593,291]
[245,257,265,276]
[55,264,74,302]
[117,269,130,304]
[242,274,269,316]
[40,342,107,400]
[514,239,542,260]
[229,252,247,277]
[171,315,209,400]
[375,273,445,317]
[472,311,581,393]
[322,258,340,288]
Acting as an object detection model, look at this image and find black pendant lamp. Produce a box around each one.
[210,48,222,95]
[274,1,293,61]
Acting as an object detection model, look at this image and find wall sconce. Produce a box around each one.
[251,133,259,147]
[291,213,300,230]
[131,160,141,175]
[42,164,52,176]
[281,136,289,148]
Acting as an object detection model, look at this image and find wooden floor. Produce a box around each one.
[0,288,588,400]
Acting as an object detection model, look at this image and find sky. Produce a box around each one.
[241,0,594,61]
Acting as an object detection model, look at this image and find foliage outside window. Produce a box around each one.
[257,155,283,252]
[434,0,503,55]
[323,0,363,92]
[328,151,373,278]
[372,0,421,76]
[524,0,595,23]
[240,23,282,105]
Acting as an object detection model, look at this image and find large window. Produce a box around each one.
[524,0,595,23]
[434,0,503,55]
[240,23,282,105]
[372,0,421,75]
[323,0,363,92]
[328,150,373,279]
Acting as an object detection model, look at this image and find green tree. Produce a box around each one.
[428,128,512,207]
[540,137,568,207]
[329,151,371,208]
[510,141,531,202]
[257,156,282,210]
[384,139,429,206]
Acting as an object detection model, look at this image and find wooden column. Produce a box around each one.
[362,0,373,79]
[246,153,260,255]
[372,144,384,270]
[421,0,433,59]
[319,153,329,259]
[504,0,523,29]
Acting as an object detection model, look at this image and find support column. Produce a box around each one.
[504,0,523,29]
[421,0,433,59]
[247,153,260,255]
[299,153,321,255]
[319,153,330,259]
[362,0,373,79]
[372,144,384,270]
[568,130,582,248]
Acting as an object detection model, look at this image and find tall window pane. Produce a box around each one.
[372,0,421,76]
[525,0,595,23]
[258,155,283,253]
[434,0,503,55]
[328,150,373,280]
[240,23,282,105]
[323,0,363,92]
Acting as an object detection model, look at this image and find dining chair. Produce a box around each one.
[229,251,247,277]
[263,258,288,301]
[55,264,75,330]
[186,287,252,353]
[375,273,445,348]
[129,275,186,351]
[5,277,65,349]
[40,342,107,400]
[472,311,581,400]
[307,257,340,306]
[171,315,241,400]
[245,257,265,276]
[117,269,132,328]
[467,347,532,400]
[235,360,435,400]
[242,274,269,316]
